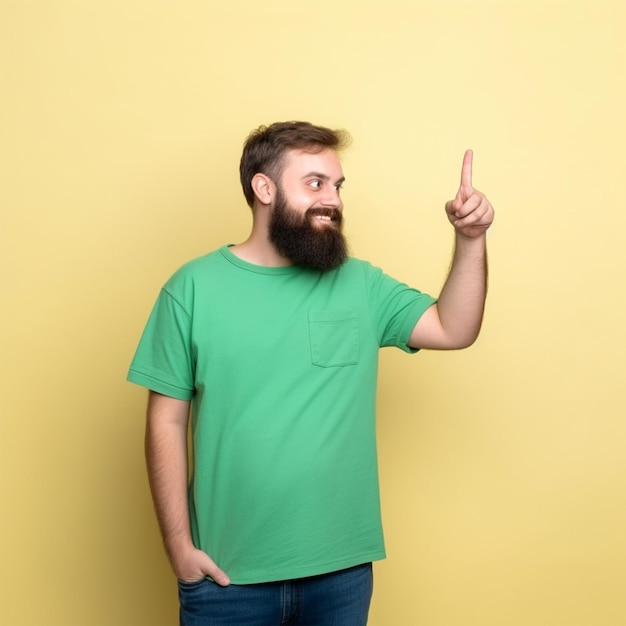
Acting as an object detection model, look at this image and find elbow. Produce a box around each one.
[454,336,478,350]
[438,326,482,350]
[451,326,482,350]
[410,332,479,351]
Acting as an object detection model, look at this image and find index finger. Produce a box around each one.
[460,149,473,190]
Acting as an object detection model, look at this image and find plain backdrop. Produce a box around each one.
[1,1,625,624]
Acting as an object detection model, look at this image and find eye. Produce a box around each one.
[309,180,322,189]
[335,183,344,192]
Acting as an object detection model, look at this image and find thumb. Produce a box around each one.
[203,556,231,587]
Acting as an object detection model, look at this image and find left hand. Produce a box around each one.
[445,150,494,239]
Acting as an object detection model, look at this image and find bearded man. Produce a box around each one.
[128,121,494,626]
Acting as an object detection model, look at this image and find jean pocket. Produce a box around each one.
[177,576,208,590]
[309,309,359,367]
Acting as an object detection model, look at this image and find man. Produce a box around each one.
[127,121,494,625]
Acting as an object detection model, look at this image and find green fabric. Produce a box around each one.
[128,245,436,584]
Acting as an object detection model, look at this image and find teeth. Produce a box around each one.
[316,215,331,221]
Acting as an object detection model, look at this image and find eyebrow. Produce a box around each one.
[302,171,346,185]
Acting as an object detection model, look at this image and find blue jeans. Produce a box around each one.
[178,563,373,625]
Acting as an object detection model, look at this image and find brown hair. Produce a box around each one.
[239,121,350,207]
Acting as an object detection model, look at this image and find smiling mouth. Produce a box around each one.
[308,209,341,225]
[311,214,340,228]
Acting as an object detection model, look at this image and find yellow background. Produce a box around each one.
[1,1,625,625]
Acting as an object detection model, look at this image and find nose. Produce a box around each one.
[319,187,342,210]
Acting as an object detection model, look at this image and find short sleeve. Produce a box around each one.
[127,288,195,400]
[362,262,436,353]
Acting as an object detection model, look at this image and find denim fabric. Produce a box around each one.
[178,562,373,626]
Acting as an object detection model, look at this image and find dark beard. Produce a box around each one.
[268,189,348,271]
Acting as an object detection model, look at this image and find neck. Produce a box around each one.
[230,217,292,267]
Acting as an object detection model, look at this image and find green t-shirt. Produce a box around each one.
[128,245,435,584]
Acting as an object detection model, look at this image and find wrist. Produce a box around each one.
[454,231,486,254]
[164,534,195,561]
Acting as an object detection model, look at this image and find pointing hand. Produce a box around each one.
[445,150,494,239]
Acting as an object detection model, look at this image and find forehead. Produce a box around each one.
[280,148,344,181]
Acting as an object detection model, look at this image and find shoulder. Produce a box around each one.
[316,257,392,297]
[337,256,378,275]
[165,247,226,283]
[337,256,387,282]
[159,247,228,302]
[340,257,422,295]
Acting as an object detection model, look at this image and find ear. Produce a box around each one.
[251,173,275,206]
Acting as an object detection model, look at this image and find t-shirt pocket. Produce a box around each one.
[308,309,359,368]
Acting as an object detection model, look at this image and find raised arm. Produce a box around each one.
[409,150,494,350]
[145,391,230,585]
